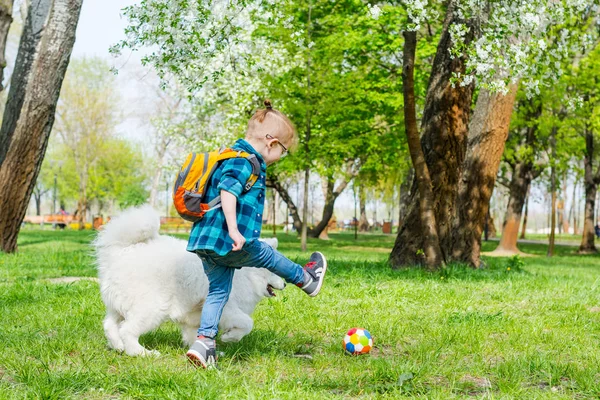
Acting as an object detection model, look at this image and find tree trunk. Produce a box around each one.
[271,189,277,236]
[390,29,444,269]
[398,168,414,227]
[309,174,352,238]
[267,175,303,233]
[77,174,87,230]
[274,191,279,228]
[494,98,542,254]
[301,167,309,251]
[0,0,14,91]
[579,126,598,254]
[559,171,568,234]
[520,184,530,239]
[579,184,597,254]
[548,128,557,257]
[390,5,475,267]
[311,178,336,238]
[548,172,556,256]
[487,212,497,238]
[358,185,369,232]
[448,85,518,266]
[569,178,578,235]
[34,190,41,216]
[0,0,83,253]
[496,161,533,253]
[0,0,52,167]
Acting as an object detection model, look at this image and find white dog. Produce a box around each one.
[93,205,285,356]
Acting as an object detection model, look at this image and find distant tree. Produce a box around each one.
[0,0,83,253]
[91,138,148,210]
[52,57,120,228]
[31,182,49,216]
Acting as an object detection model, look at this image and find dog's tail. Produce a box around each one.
[94,205,161,249]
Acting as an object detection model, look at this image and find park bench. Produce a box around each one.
[23,214,74,228]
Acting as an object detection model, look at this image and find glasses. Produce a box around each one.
[266,134,288,157]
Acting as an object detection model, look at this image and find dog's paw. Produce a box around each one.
[220,330,245,343]
[108,342,125,352]
[140,349,161,357]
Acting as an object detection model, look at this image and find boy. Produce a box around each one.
[186,100,327,368]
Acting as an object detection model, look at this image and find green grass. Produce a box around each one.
[1,230,600,399]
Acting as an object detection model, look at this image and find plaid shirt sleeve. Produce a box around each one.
[216,158,253,198]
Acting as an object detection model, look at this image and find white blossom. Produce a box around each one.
[454,0,599,96]
[368,4,381,19]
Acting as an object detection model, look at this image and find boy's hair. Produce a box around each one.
[246,100,298,151]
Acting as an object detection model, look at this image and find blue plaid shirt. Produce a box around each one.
[186,139,267,256]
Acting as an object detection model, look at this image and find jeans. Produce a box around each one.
[195,239,305,338]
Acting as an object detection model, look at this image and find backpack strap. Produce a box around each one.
[203,148,263,213]
[216,148,261,192]
[243,154,261,191]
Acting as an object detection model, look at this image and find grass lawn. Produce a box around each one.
[1,229,599,399]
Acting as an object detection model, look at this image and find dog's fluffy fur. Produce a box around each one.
[94,205,285,356]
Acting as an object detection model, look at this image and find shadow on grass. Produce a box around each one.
[283,257,534,284]
[16,230,96,248]
[140,325,186,350]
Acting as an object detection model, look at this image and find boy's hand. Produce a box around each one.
[229,229,246,251]
[220,190,245,251]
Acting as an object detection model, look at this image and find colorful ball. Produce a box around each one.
[343,327,373,355]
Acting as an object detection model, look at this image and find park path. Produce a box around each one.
[485,237,580,247]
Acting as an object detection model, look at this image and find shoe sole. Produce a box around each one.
[309,251,327,297]
[186,349,208,368]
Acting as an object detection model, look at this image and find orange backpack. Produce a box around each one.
[173,148,260,222]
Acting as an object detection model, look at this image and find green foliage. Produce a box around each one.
[568,44,600,157]
[95,138,149,207]
[261,1,433,191]
[500,37,600,190]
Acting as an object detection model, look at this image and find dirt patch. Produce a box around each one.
[425,375,449,387]
[481,249,536,258]
[0,367,16,384]
[588,307,600,313]
[46,277,99,284]
[460,374,492,389]
[369,344,406,358]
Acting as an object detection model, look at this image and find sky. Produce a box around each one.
[71,0,157,144]
[72,0,137,59]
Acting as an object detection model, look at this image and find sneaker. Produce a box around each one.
[299,252,327,297]
[186,336,217,368]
